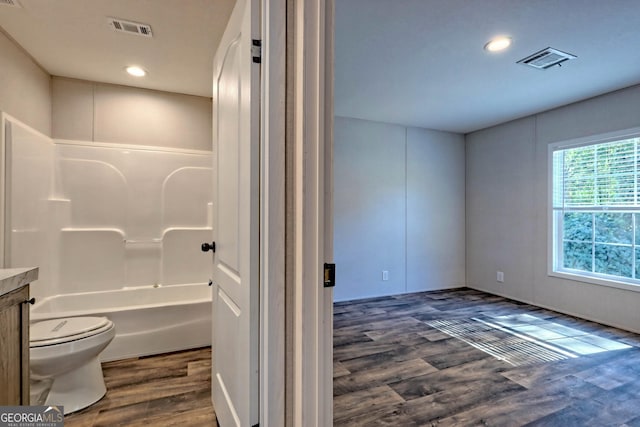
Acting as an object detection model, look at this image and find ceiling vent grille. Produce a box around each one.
[107,17,153,38]
[0,0,22,7]
[517,47,576,69]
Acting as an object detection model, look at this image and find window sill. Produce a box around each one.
[549,270,640,293]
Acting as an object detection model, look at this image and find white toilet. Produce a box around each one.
[29,316,116,414]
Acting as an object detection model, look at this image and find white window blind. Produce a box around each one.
[553,138,640,210]
[551,135,640,287]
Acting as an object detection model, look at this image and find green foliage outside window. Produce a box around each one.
[556,137,640,282]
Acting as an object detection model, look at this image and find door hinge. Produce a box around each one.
[324,263,336,288]
[252,39,262,63]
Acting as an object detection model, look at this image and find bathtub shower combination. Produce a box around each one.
[5,117,213,362]
[30,283,212,361]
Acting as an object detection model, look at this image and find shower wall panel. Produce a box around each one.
[55,142,213,292]
[5,120,55,300]
[58,229,126,293]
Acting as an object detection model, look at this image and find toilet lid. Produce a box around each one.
[30,317,112,345]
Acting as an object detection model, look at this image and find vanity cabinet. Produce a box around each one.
[0,268,37,405]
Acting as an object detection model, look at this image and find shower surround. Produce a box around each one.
[5,116,213,360]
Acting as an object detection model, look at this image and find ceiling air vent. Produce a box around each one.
[517,47,576,69]
[107,17,153,38]
[0,0,22,7]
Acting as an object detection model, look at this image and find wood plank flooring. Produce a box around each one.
[334,288,640,426]
[59,288,640,426]
[64,347,216,427]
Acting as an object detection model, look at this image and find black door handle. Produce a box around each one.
[201,242,216,253]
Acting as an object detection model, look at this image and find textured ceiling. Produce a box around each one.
[335,0,640,133]
[2,0,640,132]
[0,0,235,97]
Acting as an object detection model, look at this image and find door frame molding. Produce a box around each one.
[259,0,333,422]
[259,0,286,425]
[283,0,334,424]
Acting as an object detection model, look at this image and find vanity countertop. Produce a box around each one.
[0,267,38,297]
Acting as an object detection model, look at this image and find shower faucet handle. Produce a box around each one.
[201,242,216,253]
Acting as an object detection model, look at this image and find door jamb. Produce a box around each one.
[259,0,333,422]
[284,0,334,425]
[259,0,286,425]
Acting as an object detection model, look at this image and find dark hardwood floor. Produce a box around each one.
[64,347,216,427]
[333,287,640,426]
[61,288,640,426]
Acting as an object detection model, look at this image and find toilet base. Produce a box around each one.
[41,355,107,414]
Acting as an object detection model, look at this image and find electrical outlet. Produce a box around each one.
[497,271,504,283]
[382,270,389,281]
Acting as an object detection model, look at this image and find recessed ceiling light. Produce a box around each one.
[484,37,512,52]
[126,66,146,77]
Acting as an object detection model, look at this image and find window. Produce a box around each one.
[551,130,640,288]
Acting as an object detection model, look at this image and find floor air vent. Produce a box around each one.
[107,17,153,38]
[517,47,576,69]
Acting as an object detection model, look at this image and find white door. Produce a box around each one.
[210,0,260,424]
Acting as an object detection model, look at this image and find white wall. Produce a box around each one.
[466,84,640,334]
[407,128,466,293]
[0,30,51,136]
[334,116,465,301]
[334,117,406,300]
[0,33,212,148]
[52,77,212,150]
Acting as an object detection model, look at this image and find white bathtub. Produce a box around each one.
[30,283,212,361]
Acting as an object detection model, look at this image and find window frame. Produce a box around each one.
[548,126,640,293]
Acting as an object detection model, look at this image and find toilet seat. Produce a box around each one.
[31,317,114,348]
